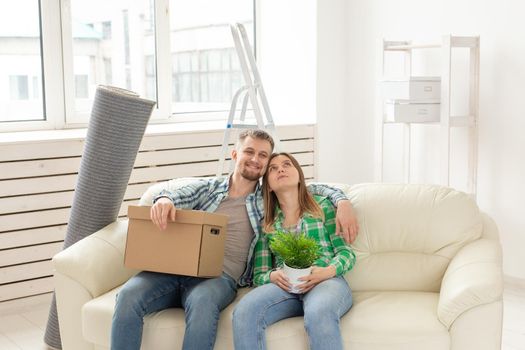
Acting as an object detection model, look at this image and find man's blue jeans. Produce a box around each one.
[233,276,352,350]
[111,271,237,350]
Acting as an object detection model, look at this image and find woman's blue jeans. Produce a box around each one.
[233,276,352,350]
[111,271,237,350]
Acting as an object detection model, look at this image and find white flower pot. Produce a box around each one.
[282,263,311,294]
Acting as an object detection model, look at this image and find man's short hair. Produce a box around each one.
[237,129,275,152]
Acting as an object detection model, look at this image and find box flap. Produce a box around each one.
[128,205,228,226]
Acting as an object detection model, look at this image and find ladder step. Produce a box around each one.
[228,123,259,129]
[228,123,275,129]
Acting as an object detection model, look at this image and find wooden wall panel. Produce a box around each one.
[0,125,316,302]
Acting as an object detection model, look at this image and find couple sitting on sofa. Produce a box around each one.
[110,129,358,350]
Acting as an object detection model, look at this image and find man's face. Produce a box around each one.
[232,136,273,181]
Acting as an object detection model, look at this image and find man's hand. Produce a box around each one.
[270,269,292,292]
[296,266,336,293]
[150,197,176,230]
[335,200,359,244]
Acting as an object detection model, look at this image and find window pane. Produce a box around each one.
[170,0,254,114]
[33,76,40,99]
[69,0,157,120]
[75,75,89,98]
[0,0,44,122]
[10,76,29,100]
[178,52,192,72]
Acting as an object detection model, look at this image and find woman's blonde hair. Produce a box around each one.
[263,152,324,232]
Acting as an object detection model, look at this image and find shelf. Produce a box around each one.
[384,43,441,51]
[383,36,478,51]
[379,35,480,195]
[450,36,479,48]
[382,115,476,127]
[383,121,438,125]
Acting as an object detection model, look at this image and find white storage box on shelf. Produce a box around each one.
[381,76,441,101]
[385,100,440,123]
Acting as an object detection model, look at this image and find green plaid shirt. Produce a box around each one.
[253,195,356,286]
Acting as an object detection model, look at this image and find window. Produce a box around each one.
[171,48,242,106]
[0,0,255,131]
[75,75,89,98]
[67,0,156,121]
[102,21,112,39]
[104,58,112,85]
[32,76,40,99]
[0,0,45,123]
[145,55,156,100]
[169,0,254,116]
[10,76,29,100]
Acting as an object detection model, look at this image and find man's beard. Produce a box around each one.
[240,167,262,181]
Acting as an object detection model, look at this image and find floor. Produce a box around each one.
[0,281,524,350]
[504,278,525,350]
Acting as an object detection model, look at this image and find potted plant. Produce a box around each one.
[269,231,320,293]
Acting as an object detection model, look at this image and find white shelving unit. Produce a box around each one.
[378,35,480,196]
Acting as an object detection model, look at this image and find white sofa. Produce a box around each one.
[52,181,504,350]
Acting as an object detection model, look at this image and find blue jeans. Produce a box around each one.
[233,276,352,350]
[111,271,237,350]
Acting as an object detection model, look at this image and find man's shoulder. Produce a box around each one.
[163,177,228,201]
[206,176,229,190]
[178,176,227,189]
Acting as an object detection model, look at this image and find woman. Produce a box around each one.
[233,152,356,350]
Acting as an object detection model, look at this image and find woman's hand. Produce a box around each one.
[296,266,336,293]
[270,269,292,292]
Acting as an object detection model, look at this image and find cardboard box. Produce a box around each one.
[385,100,440,123]
[124,205,228,277]
[381,77,441,101]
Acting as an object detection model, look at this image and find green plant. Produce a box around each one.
[269,231,320,269]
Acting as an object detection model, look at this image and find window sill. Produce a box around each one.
[0,120,230,145]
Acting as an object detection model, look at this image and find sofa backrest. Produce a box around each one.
[140,180,483,293]
[342,183,483,293]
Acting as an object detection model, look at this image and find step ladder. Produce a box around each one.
[216,23,280,177]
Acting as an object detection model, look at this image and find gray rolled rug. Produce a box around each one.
[44,86,156,349]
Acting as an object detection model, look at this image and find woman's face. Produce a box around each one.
[266,155,300,193]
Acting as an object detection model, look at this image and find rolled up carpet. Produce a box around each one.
[44,86,156,349]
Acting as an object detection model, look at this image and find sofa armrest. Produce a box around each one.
[438,238,503,328]
[53,219,138,298]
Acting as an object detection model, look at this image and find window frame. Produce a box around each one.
[0,0,65,132]
[0,0,257,133]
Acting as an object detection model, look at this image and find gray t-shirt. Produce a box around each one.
[214,195,254,282]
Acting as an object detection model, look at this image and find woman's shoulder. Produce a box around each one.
[312,194,332,207]
[309,195,335,219]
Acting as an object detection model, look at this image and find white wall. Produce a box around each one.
[316,0,376,184]
[316,0,525,279]
[258,0,317,125]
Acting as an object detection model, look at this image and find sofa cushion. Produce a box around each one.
[83,286,189,349]
[344,184,483,292]
[344,291,449,349]
[83,287,448,350]
[217,289,449,350]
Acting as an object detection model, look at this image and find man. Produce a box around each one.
[111,129,358,350]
